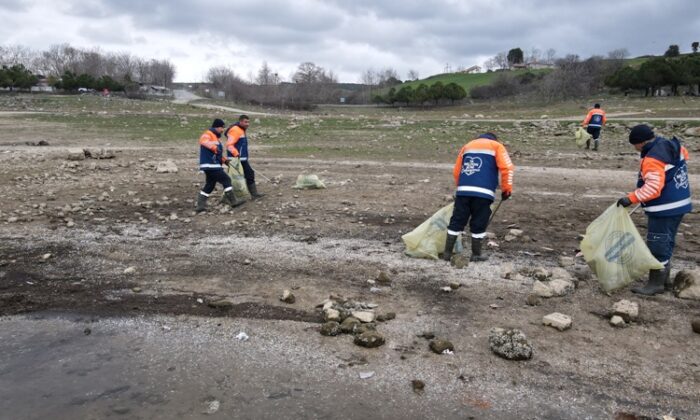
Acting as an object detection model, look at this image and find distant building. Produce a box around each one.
[459,65,482,74]
[30,75,54,92]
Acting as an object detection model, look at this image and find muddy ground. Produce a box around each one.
[0,95,699,419]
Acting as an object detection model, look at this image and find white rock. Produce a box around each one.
[352,311,376,323]
[533,281,553,298]
[612,299,639,321]
[123,266,136,275]
[509,229,523,237]
[324,308,341,322]
[41,253,52,260]
[549,279,574,297]
[441,286,453,292]
[66,148,85,161]
[156,160,178,173]
[543,312,572,331]
[359,371,375,379]
[235,332,249,341]
[610,315,626,327]
[558,256,575,267]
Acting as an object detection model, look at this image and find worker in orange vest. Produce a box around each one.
[443,133,515,262]
[196,118,244,212]
[582,103,606,151]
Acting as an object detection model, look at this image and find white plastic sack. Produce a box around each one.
[402,203,464,260]
[225,160,251,199]
[293,174,326,190]
[580,204,664,292]
[575,127,591,148]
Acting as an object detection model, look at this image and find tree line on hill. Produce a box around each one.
[371,82,467,106]
[0,44,175,94]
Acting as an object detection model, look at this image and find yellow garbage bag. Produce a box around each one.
[575,127,592,148]
[225,159,251,200]
[293,174,326,189]
[580,204,664,292]
[402,203,464,260]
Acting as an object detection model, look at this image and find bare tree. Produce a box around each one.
[607,48,629,60]
[483,57,497,71]
[407,69,419,81]
[527,47,541,64]
[494,52,509,70]
[256,61,277,85]
[545,48,557,65]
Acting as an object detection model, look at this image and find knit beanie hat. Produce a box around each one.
[628,124,655,144]
[212,118,225,128]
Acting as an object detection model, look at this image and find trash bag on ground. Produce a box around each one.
[580,203,664,292]
[225,160,251,199]
[293,174,326,190]
[402,203,464,260]
[575,127,591,148]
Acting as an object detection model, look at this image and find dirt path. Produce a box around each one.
[172,89,274,116]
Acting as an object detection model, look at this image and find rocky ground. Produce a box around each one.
[1,95,699,419]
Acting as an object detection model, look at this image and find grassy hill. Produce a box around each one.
[383,68,551,94]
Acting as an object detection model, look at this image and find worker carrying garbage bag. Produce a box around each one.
[615,124,692,295]
[442,132,515,262]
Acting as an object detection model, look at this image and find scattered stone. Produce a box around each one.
[340,317,361,333]
[532,281,553,298]
[358,371,375,379]
[525,294,541,306]
[123,266,136,275]
[612,299,639,322]
[429,339,455,354]
[488,328,533,361]
[41,253,52,260]
[353,323,376,335]
[440,286,453,293]
[354,331,385,348]
[684,126,700,137]
[692,319,700,334]
[155,160,178,173]
[509,228,524,237]
[548,279,575,296]
[411,379,425,394]
[376,312,396,322]
[131,287,142,293]
[376,270,392,284]
[320,321,341,336]
[558,256,575,267]
[673,270,700,300]
[324,308,341,322]
[204,399,220,414]
[208,299,233,309]
[532,267,550,281]
[352,310,376,323]
[67,148,86,161]
[83,327,91,335]
[235,332,249,341]
[610,315,626,328]
[450,254,469,269]
[448,281,461,290]
[542,313,572,331]
[280,289,295,304]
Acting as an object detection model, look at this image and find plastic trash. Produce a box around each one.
[575,127,592,148]
[235,332,249,341]
[580,203,664,292]
[402,203,464,260]
[293,174,326,189]
[225,160,251,199]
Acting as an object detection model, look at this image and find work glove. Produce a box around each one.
[501,191,511,201]
[616,196,632,207]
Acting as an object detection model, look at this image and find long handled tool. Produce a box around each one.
[487,199,504,227]
[629,204,641,215]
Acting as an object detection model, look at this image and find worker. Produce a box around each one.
[226,115,265,199]
[582,103,607,151]
[617,124,692,295]
[196,118,244,212]
[442,133,515,262]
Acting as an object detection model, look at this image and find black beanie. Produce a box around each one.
[212,118,225,128]
[629,124,655,144]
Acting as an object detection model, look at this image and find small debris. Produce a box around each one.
[358,371,375,379]
[83,327,91,336]
[340,317,361,334]
[204,399,220,414]
[235,332,249,341]
[692,319,700,334]
[429,339,454,354]
[542,312,572,331]
[320,321,341,336]
[376,270,392,284]
[525,294,541,306]
[280,289,296,304]
[131,287,142,293]
[610,315,626,328]
[448,281,461,290]
[411,379,425,394]
[354,331,385,348]
[123,266,136,275]
[208,299,234,309]
[440,286,453,293]
[489,328,533,361]
[611,299,639,322]
[41,253,52,260]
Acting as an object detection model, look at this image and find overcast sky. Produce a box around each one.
[1,0,698,83]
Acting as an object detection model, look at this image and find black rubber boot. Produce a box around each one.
[196,193,208,213]
[585,139,590,150]
[224,190,245,208]
[248,182,265,200]
[470,237,488,262]
[663,263,673,291]
[631,268,666,296]
[593,139,599,151]
[441,234,458,261]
